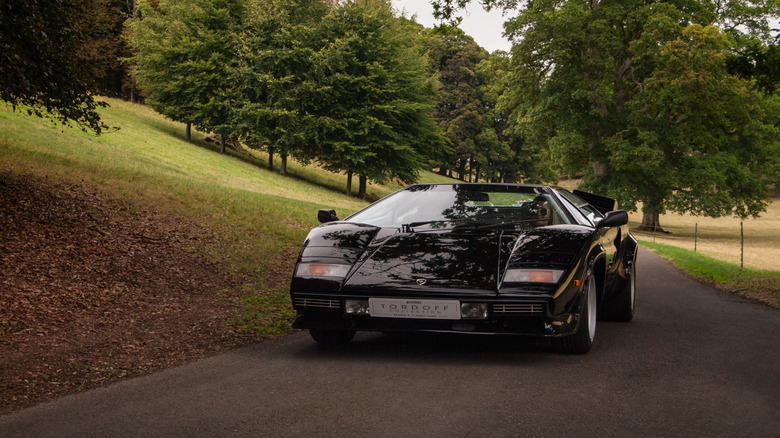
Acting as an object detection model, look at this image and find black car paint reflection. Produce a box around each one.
[290,184,638,354]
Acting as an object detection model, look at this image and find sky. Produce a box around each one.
[391,0,513,53]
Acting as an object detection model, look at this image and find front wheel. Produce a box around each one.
[552,275,596,354]
[308,328,356,345]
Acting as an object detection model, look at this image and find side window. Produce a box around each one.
[579,205,603,227]
[557,189,604,227]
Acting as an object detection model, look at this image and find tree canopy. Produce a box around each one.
[311,0,443,194]
[1,0,110,133]
[127,0,445,195]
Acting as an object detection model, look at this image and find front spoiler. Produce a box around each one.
[291,309,581,337]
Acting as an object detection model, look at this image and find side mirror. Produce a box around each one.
[597,210,628,229]
[317,209,339,223]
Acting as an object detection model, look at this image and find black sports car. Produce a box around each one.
[290,183,637,354]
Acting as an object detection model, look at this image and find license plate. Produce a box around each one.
[369,298,461,320]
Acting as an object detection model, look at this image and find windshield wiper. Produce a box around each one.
[401,220,453,233]
[470,218,553,230]
[402,219,482,233]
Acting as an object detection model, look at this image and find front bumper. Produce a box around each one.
[291,293,581,337]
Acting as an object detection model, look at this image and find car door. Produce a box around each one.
[555,189,622,291]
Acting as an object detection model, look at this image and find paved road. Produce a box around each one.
[1,249,779,437]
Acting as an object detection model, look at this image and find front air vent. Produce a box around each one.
[493,303,544,314]
[294,297,340,309]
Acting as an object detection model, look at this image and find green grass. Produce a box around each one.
[640,241,780,308]
[230,286,297,337]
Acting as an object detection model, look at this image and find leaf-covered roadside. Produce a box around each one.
[0,172,285,414]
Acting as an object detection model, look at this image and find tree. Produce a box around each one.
[424,30,489,180]
[71,0,134,99]
[1,0,109,133]
[232,0,329,174]
[127,0,245,149]
[313,0,444,197]
[608,25,779,228]
[727,37,780,95]
[475,51,557,183]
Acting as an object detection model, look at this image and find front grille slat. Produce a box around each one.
[492,303,544,314]
[294,297,340,309]
[295,298,544,314]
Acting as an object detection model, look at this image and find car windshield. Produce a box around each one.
[346,184,572,230]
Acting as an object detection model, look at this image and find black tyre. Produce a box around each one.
[308,328,356,345]
[553,275,596,354]
[602,254,636,322]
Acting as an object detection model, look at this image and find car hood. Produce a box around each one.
[343,232,511,295]
[504,225,593,269]
[295,222,595,296]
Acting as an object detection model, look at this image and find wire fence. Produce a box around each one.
[635,220,780,272]
[648,222,748,268]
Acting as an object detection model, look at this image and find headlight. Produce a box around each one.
[504,268,564,283]
[295,262,351,278]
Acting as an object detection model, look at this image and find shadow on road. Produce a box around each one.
[284,329,620,366]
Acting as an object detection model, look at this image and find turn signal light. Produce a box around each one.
[295,263,351,278]
[529,270,554,282]
[503,268,564,284]
[308,263,330,276]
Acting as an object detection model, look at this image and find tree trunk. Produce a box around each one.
[438,167,447,176]
[592,160,609,178]
[639,194,669,233]
[346,171,353,196]
[219,134,226,154]
[268,147,274,170]
[639,210,670,233]
[358,175,367,199]
[185,123,191,140]
[474,164,480,183]
[457,162,466,181]
[280,154,287,176]
[639,212,661,232]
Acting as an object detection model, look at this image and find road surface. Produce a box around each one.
[1,248,778,437]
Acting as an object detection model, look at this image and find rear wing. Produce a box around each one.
[573,190,618,215]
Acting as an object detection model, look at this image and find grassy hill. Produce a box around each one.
[1,98,456,289]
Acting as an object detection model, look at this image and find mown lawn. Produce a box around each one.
[628,203,780,273]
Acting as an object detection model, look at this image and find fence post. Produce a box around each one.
[694,223,698,252]
[653,222,657,243]
[741,222,744,268]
